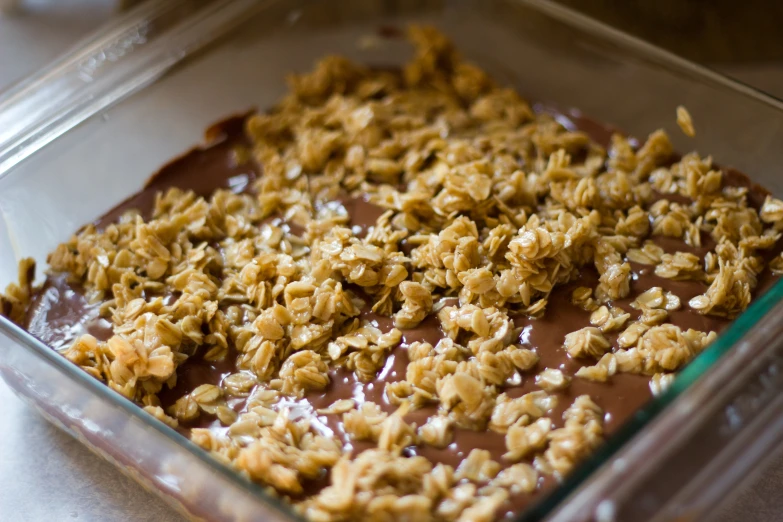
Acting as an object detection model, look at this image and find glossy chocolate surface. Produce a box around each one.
[21,110,778,518]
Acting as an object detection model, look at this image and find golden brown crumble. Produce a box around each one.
[4,25,783,521]
[676,105,696,138]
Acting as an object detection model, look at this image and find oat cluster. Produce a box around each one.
[4,26,783,522]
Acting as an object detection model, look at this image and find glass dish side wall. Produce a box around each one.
[1,1,783,521]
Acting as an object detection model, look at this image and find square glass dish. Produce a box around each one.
[2,1,783,521]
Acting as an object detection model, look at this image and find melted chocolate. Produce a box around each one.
[25,274,113,350]
[337,196,388,238]
[545,105,618,149]
[19,110,781,520]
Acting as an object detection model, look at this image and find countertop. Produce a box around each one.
[1,3,783,521]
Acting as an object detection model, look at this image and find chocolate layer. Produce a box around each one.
[21,110,780,520]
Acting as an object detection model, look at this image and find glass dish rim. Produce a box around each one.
[2,0,783,520]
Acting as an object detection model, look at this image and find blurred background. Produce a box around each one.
[558,0,783,64]
[0,1,781,521]
[558,0,783,100]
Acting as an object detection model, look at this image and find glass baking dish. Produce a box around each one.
[2,1,783,521]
